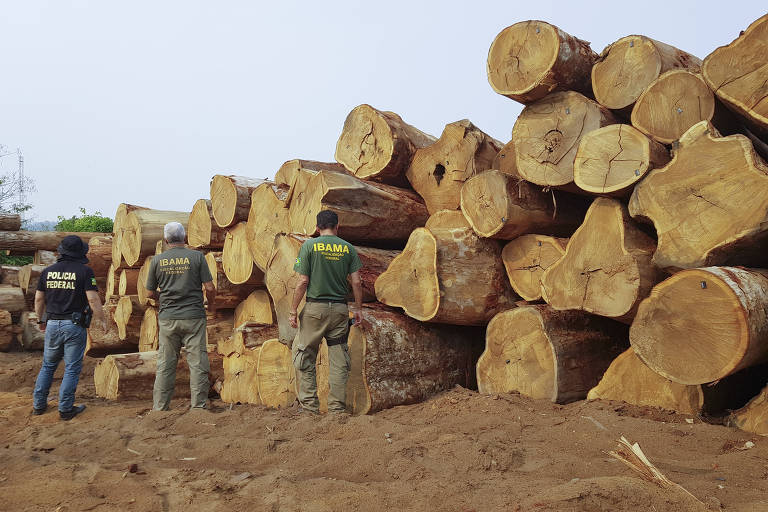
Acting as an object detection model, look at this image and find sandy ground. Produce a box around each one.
[1,352,768,512]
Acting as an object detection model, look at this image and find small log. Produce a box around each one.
[112,203,149,265]
[460,169,587,239]
[17,311,45,350]
[0,286,26,314]
[502,234,568,301]
[115,296,144,341]
[120,210,190,267]
[541,198,658,323]
[220,346,262,404]
[136,257,155,307]
[138,307,158,352]
[573,124,670,197]
[105,263,117,302]
[491,139,520,178]
[406,119,502,214]
[34,250,56,265]
[702,13,768,140]
[629,121,768,271]
[487,20,598,104]
[592,35,701,112]
[728,384,768,436]
[204,251,262,307]
[221,223,265,285]
[85,313,137,357]
[274,159,347,188]
[630,266,768,385]
[245,182,289,271]
[257,339,296,408]
[513,91,619,189]
[0,310,17,352]
[209,175,268,228]
[0,214,21,231]
[1,265,20,286]
[334,104,436,186]
[118,268,141,296]
[233,289,274,330]
[0,231,109,253]
[18,264,45,310]
[188,199,227,249]
[477,305,627,403]
[375,211,516,325]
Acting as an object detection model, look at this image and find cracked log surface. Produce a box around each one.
[222,222,266,285]
[188,199,227,249]
[112,203,148,266]
[512,91,618,189]
[702,13,768,140]
[477,304,627,404]
[629,121,768,271]
[491,139,520,178]
[120,209,190,267]
[209,175,267,228]
[631,266,768,385]
[502,234,568,301]
[335,104,436,187]
[487,20,597,104]
[591,35,701,113]
[245,182,289,272]
[541,197,658,323]
[573,124,670,197]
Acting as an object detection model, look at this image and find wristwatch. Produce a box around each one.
[37,320,46,325]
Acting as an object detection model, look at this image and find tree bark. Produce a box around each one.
[0,310,18,352]
[86,312,137,357]
[513,91,619,189]
[487,20,598,104]
[406,119,502,214]
[0,214,21,231]
[204,251,262,307]
[34,250,56,266]
[188,199,227,249]
[477,305,627,403]
[245,182,289,271]
[233,289,274,329]
[629,121,768,271]
[335,104,436,187]
[1,265,20,287]
[210,175,268,228]
[17,311,44,351]
[118,268,141,296]
[112,204,149,266]
[257,339,296,408]
[115,296,144,341]
[86,235,113,278]
[541,198,658,323]
[592,36,701,112]
[19,264,45,309]
[120,210,190,267]
[138,307,158,352]
[218,323,278,357]
[0,286,26,314]
[0,231,110,252]
[573,124,670,197]
[221,223,266,285]
[630,266,768,385]
[460,169,587,239]
[502,234,568,301]
[491,139,520,178]
[375,211,517,325]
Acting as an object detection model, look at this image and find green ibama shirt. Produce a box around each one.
[293,235,363,301]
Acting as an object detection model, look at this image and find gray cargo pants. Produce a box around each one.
[153,317,209,410]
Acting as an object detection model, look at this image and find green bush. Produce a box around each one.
[0,253,32,266]
[55,207,113,233]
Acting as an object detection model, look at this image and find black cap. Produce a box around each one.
[57,235,89,263]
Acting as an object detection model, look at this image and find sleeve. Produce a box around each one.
[36,269,47,292]
[348,245,363,274]
[145,256,158,291]
[84,266,98,291]
[293,242,311,276]
[200,253,213,283]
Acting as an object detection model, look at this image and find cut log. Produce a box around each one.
[17,311,45,351]
[0,310,17,352]
[86,235,112,273]
[628,121,768,271]
[112,203,149,266]
[218,323,279,357]
[702,13,768,139]
[245,182,289,271]
[204,251,262,307]
[233,289,274,329]
[86,313,137,357]
[120,209,190,267]
[630,266,768,385]
[477,305,627,403]
[1,265,20,286]
[257,339,296,408]
[334,104,436,186]
[34,250,56,266]
[728,384,768,436]
[221,223,266,285]
[345,305,481,415]
[0,214,21,231]
[375,211,516,325]
[512,91,619,189]
[490,139,520,178]
[0,231,109,253]
[220,346,262,404]
[188,199,227,249]
[136,257,155,307]
[287,169,429,246]
[541,197,658,323]
[265,234,305,344]
[274,159,347,189]
[210,175,268,228]
[487,20,598,104]
[206,312,235,347]
[18,264,44,295]
[573,124,670,197]
[631,69,726,145]
[118,268,140,296]
[502,234,568,301]
[105,264,117,302]
[406,119,502,214]
[460,169,587,239]
[114,296,144,341]
[138,307,159,352]
[0,286,26,314]
[592,35,701,112]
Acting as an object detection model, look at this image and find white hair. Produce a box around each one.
[164,222,186,244]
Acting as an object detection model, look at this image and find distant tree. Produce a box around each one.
[56,207,113,233]
[0,145,35,216]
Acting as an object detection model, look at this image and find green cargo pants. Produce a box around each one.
[153,317,209,410]
[292,301,350,413]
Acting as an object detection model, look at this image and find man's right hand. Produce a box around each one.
[289,311,298,329]
[353,310,364,327]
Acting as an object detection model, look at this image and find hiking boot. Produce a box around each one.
[298,406,320,415]
[59,404,86,421]
[32,405,47,416]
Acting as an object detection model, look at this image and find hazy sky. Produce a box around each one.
[0,1,765,223]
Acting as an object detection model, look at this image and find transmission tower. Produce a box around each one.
[17,149,24,221]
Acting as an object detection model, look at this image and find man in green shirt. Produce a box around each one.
[290,210,363,414]
[146,222,216,411]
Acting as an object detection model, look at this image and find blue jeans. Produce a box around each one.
[33,319,87,412]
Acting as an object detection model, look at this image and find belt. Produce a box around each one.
[306,297,347,304]
[48,313,74,320]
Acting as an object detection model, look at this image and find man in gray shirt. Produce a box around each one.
[145,222,216,410]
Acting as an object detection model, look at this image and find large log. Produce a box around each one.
[512,91,619,189]
[334,104,436,186]
[85,313,137,357]
[257,339,296,408]
[274,159,347,189]
[702,13,768,140]
[114,296,144,341]
[118,268,140,296]
[86,235,113,277]
[219,224,265,286]
[345,305,481,415]
[120,210,190,267]
[188,199,227,249]
[591,36,701,112]
[136,257,155,307]
[541,198,658,323]
[287,169,429,246]
[630,266,768,385]
[375,210,516,325]
[112,203,149,265]
[491,139,519,178]
[204,251,262,308]
[1,265,20,286]
[477,305,627,403]
[406,120,502,214]
[245,182,289,271]
[460,169,587,239]
[502,234,568,302]
[0,231,109,253]
[0,310,18,352]
[486,20,597,104]
[233,289,274,330]
[573,124,670,197]
[0,214,21,231]
[629,121,768,271]
[210,175,268,228]
[17,311,44,351]
[138,307,158,352]
[0,285,27,313]
[265,235,305,343]
[728,384,768,436]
